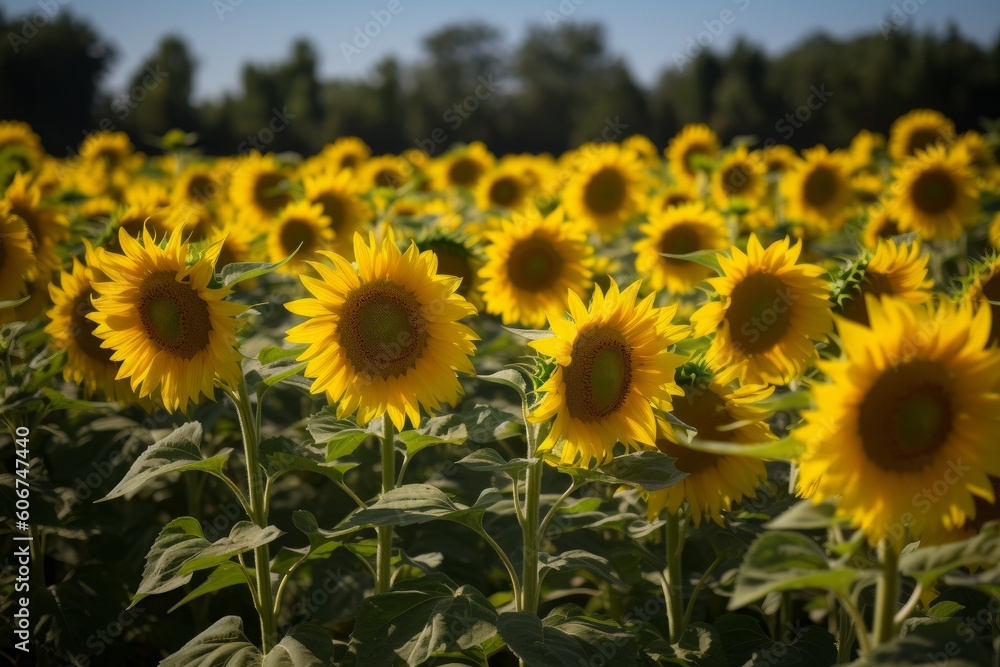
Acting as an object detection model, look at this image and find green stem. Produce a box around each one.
[836,593,872,656]
[232,381,276,654]
[375,418,396,594]
[872,537,900,648]
[520,455,543,613]
[663,511,685,644]
[682,555,722,630]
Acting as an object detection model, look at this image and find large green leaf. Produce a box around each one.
[730,531,858,609]
[676,435,805,461]
[562,450,688,491]
[306,410,381,460]
[497,605,638,667]
[99,422,232,502]
[847,619,990,666]
[159,615,262,666]
[456,448,534,477]
[133,517,281,606]
[714,613,836,667]
[402,403,522,455]
[539,549,626,586]
[476,368,529,403]
[900,523,1000,586]
[262,624,342,667]
[335,484,502,534]
[765,500,844,531]
[219,252,297,287]
[659,248,724,274]
[168,562,248,613]
[351,575,500,667]
[260,436,357,482]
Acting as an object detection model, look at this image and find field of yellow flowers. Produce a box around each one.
[2,110,1000,666]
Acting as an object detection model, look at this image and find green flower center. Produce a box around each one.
[137,271,212,359]
[564,325,633,422]
[338,279,428,379]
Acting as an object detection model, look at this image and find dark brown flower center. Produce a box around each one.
[658,224,702,266]
[253,171,291,215]
[488,177,522,208]
[338,279,428,379]
[279,218,318,258]
[563,325,633,422]
[725,272,794,354]
[803,166,840,209]
[137,271,212,360]
[583,167,627,215]
[507,237,564,291]
[655,389,734,474]
[911,168,957,215]
[448,158,482,187]
[858,360,954,472]
[906,128,945,156]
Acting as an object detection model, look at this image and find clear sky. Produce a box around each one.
[6,0,1000,100]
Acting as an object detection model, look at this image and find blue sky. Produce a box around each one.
[6,0,1000,100]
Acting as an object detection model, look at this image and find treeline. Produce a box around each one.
[3,8,1000,157]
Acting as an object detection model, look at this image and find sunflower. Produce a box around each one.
[0,212,35,307]
[173,164,224,210]
[0,121,43,178]
[756,144,799,175]
[647,363,774,525]
[691,235,832,385]
[268,201,334,274]
[88,226,246,412]
[562,143,645,237]
[990,212,1000,250]
[838,239,932,326]
[931,476,1000,543]
[78,196,119,222]
[1,172,67,277]
[528,280,688,466]
[359,155,414,191]
[847,130,885,172]
[303,169,372,258]
[623,134,659,164]
[415,232,483,307]
[229,152,292,224]
[796,297,1000,545]
[711,146,767,210]
[479,207,594,328]
[285,230,477,430]
[780,147,852,235]
[79,131,134,171]
[651,184,698,212]
[666,124,720,185]
[207,214,257,270]
[45,242,140,404]
[892,146,980,240]
[966,255,1000,346]
[319,136,371,172]
[431,142,495,190]
[634,202,730,294]
[953,131,997,176]
[888,109,955,161]
[109,201,173,250]
[474,166,531,211]
[862,204,905,248]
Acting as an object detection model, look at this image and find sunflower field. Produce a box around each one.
[2,110,1000,667]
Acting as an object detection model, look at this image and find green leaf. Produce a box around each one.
[730,531,858,609]
[0,295,30,310]
[659,248,724,274]
[350,575,500,667]
[926,601,965,620]
[219,251,297,287]
[133,517,281,607]
[714,613,836,667]
[899,523,1000,587]
[653,622,725,667]
[539,549,626,586]
[159,615,262,666]
[335,484,502,534]
[99,422,233,502]
[754,390,812,412]
[257,344,307,365]
[260,361,309,389]
[765,500,845,531]
[306,410,381,460]
[261,436,357,482]
[456,448,534,477]
[561,449,688,491]
[477,368,529,402]
[262,624,341,667]
[677,435,805,461]
[269,510,344,575]
[168,562,248,613]
[403,404,522,454]
[40,387,116,412]
[847,619,990,666]
[502,326,555,340]
[498,605,638,667]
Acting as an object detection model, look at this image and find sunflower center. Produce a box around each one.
[187,174,215,203]
[341,154,359,169]
[254,172,291,215]
[911,168,957,214]
[338,279,428,379]
[803,166,839,209]
[507,237,564,291]
[137,271,212,359]
[876,218,901,240]
[425,242,472,289]
[722,163,754,196]
[315,193,347,231]
[858,360,954,472]
[489,177,522,208]
[981,271,1000,345]
[449,158,482,187]
[661,192,692,210]
[375,169,402,189]
[906,128,943,156]
[563,326,633,422]
[655,391,733,474]
[658,224,702,264]
[280,218,318,257]
[682,145,709,175]
[725,272,793,354]
[584,168,627,216]
[71,291,114,363]
[843,271,895,326]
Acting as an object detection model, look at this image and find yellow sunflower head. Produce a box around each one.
[797,296,1000,546]
[837,239,932,326]
[647,362,774,525]
[229,152,293,224]
[634,202,730,294]
[415,232,483,308]
[888,109,955,161]
[862,204,905,248]
[990,212,1000,251]
[892,145,980,240]
[303,168,372,258]
[0,211,35,308]
[847,129,885,172]
[953,131,997,176]
[780,146,852,235]
[756,144,798,175]
[79,131,135,171]
[431,142,496,190]
[88,226,247,412]
[172,164,225,211]
[285,230,478,430]
[359,155,414,192]
[318,136,371,172]
[0,120,44,179]
[2,172,67,277]
[651,184,698,212]
[623,134,660,165]
[269,201,334,274]
[691,235,833,385]
[562,143,646,237]
[666,124,720,185]
[529,280,689,467]
[965,254,1000,346]
[479,207,594,328]
[711,145,767,211]
[474,166,531,212]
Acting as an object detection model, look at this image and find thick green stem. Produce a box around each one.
[232,381,276,654]
[520,456,543,613]
[872,538,900,648]
[376,418,396,594]
[663,511,685,644]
